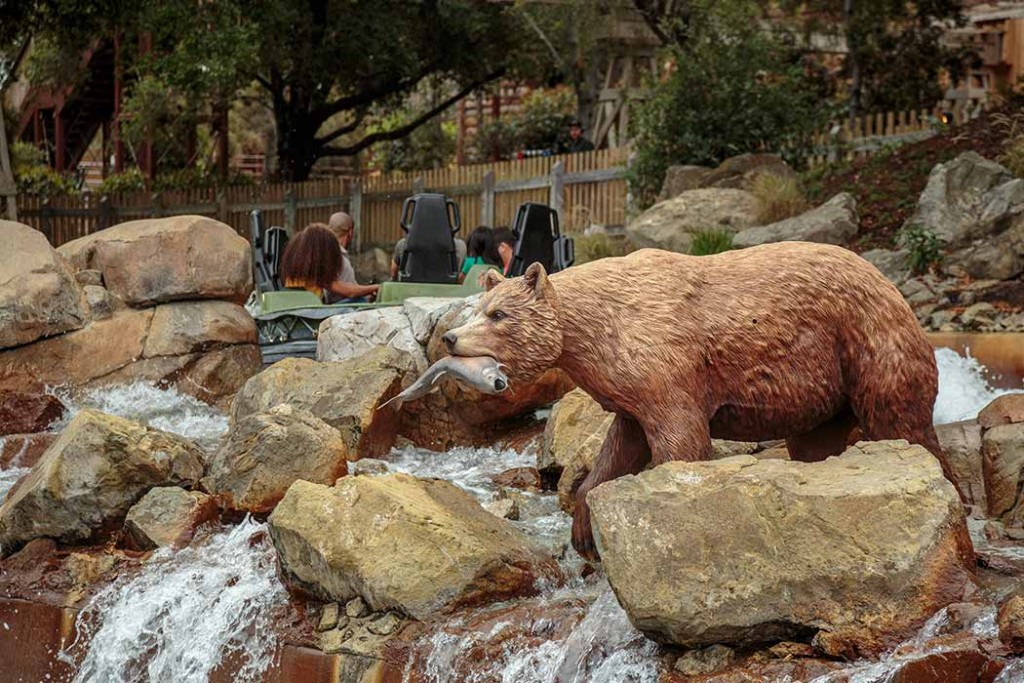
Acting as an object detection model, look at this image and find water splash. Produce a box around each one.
[0,466,30,502]
[53,382,229,452]
[66,519,287,683]
[385,444,537,505]
[934,347,1023,425]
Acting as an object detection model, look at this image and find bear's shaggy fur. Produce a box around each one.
[445,243,955,559]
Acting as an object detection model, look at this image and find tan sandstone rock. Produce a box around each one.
[983,422,1024,522]
[625,188,759,254]
[268,474,560,619]
[231,347,413,458]
[124,486,217,550]
[936,420,986,510]
[0,410,205,552]
[57,215,251,306]
[0,220,89,349]
[732,192,858,248]
[143,300,256,357]
[588,441,973,655]
[979,394,1024,429]
[202,404,350,514]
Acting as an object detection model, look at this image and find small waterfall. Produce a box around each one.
[65,519,287,683]
[53,382,230,452]
[934,347,1023,425]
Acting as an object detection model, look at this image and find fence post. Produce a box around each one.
[284,188,296,234]
[351,179,363,253]
[481,170,495,227]
[549,161,565,225]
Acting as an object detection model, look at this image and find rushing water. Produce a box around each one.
[64,519,287,683]
[0,346,1019,682]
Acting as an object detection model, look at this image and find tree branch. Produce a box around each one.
[315,108,368,146]
[310,66,438,126]
[630,0,673,45]
[319,69,504,157]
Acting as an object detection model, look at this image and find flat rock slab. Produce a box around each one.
[588,441,973,655]
[124,487,217,550]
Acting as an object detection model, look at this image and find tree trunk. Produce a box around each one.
[844,0,861,126]
[274,109,319,182]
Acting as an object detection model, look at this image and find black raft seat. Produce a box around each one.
[508,202,574,277]
[397,193,461,284]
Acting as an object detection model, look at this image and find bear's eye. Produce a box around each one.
[490,310,507,321]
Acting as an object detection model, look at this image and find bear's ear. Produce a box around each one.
[483,269,505,291]
[523,262,551,299]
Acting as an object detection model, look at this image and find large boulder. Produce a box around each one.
[0,304,261,406]
[0,221,89,349]
[124,486,217,550]
[57,215,251,306]
[657,165,711,201]
[588,441,973,655]
[625,188,759,254]
[540,388,614,510]
[982,422,1024,523]
[202,404,350,514]
[936,420,986,510]
[978,394,1024,429]
[231,346,413,458]
[901,152,1024,280]
[860,248,912,286]
[268,474,560,619]
[732,193,858,248]
[317,307,427,371]
[402,297,464,345]
[0,410,205,552]
[657,155,795,202]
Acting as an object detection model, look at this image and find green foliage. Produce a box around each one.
[95,169,145,195]
[152,168,255,192]
[751,174,808,224]
[628,1,830,208]
[992,110,1024,177]
[471,87,577,161]
[573,232,629,264]
[689,229,735,256]
[10,141,79,197]
[369,95,458,172]
[898,225,942,275]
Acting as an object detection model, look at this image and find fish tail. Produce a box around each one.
[377,395,403,411]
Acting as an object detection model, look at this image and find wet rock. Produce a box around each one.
[626,188,758,254]
[0,392,65,436]
[143,300,256,357]
[231,347,414,458]
[402,297,463,345]
[202,404,349,514]
[733,193,858,248]
[982,423,1024,522]
[0,410,205,552]
[588,441,974,654]
[540,388,614,512]
[346,596,370,618]
[483,497,520,521]
[861,248,912,286]
[318,603,340,631]
[979,394,1024,429]
[351,458,389,476]
[674,644,735,676]
[367,612,402,636]
[492,467,542,491]
[0,432,57,469]
[936,420,986,509]
[998,594,1024,654]
[320,627,353,654]
[0,220,89,349]
[767,641,817,659]
[317,307,427,372]
[124,487,217,550]
[57,215,252,306]
[268,474,560,619]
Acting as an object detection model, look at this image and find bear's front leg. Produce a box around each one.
[571,414,651,561]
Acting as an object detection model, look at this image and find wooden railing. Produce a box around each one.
[13,147,631,248]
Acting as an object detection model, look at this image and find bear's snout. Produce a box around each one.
[442,331,458,352]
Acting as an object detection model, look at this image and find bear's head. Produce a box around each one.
[443,262,562,383]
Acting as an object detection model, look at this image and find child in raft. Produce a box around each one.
[458,226,502,283]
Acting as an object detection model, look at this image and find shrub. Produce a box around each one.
[898,225,942,275]
[573,232,628,264]
[14,164,80,197]
[751,174,808,224]
[96,169,146,195]
[689,229,734,256]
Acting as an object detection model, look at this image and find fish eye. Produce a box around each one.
[490,310,507,321]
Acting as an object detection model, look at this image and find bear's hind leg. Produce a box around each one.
[571,414,651,561]
[786,408,859,463]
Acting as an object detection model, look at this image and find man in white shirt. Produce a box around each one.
[327,212,379,302]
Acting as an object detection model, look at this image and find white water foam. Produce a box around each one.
[53,382,229,452]
[66,519,287,683]
[385,444,538,505]
[934,347,1023,425]
[0,466,29,502]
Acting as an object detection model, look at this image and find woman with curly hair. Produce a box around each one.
[280,223,378,302]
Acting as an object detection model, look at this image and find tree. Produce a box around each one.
[2,0,535,181]
[628,0,830,207]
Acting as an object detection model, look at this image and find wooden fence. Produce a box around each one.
[11,147,630,248]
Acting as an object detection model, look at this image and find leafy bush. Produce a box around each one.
[470,87,576,162]
[898,225,942,275]
[751,174,808,224]
[689,229,734,256]
[628,2,830,208]
[11,142,79,197]
[153,167,255,192]
[96,169,146,195]
[573,232,629,264]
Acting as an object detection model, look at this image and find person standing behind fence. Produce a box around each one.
[561,118,594,154]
